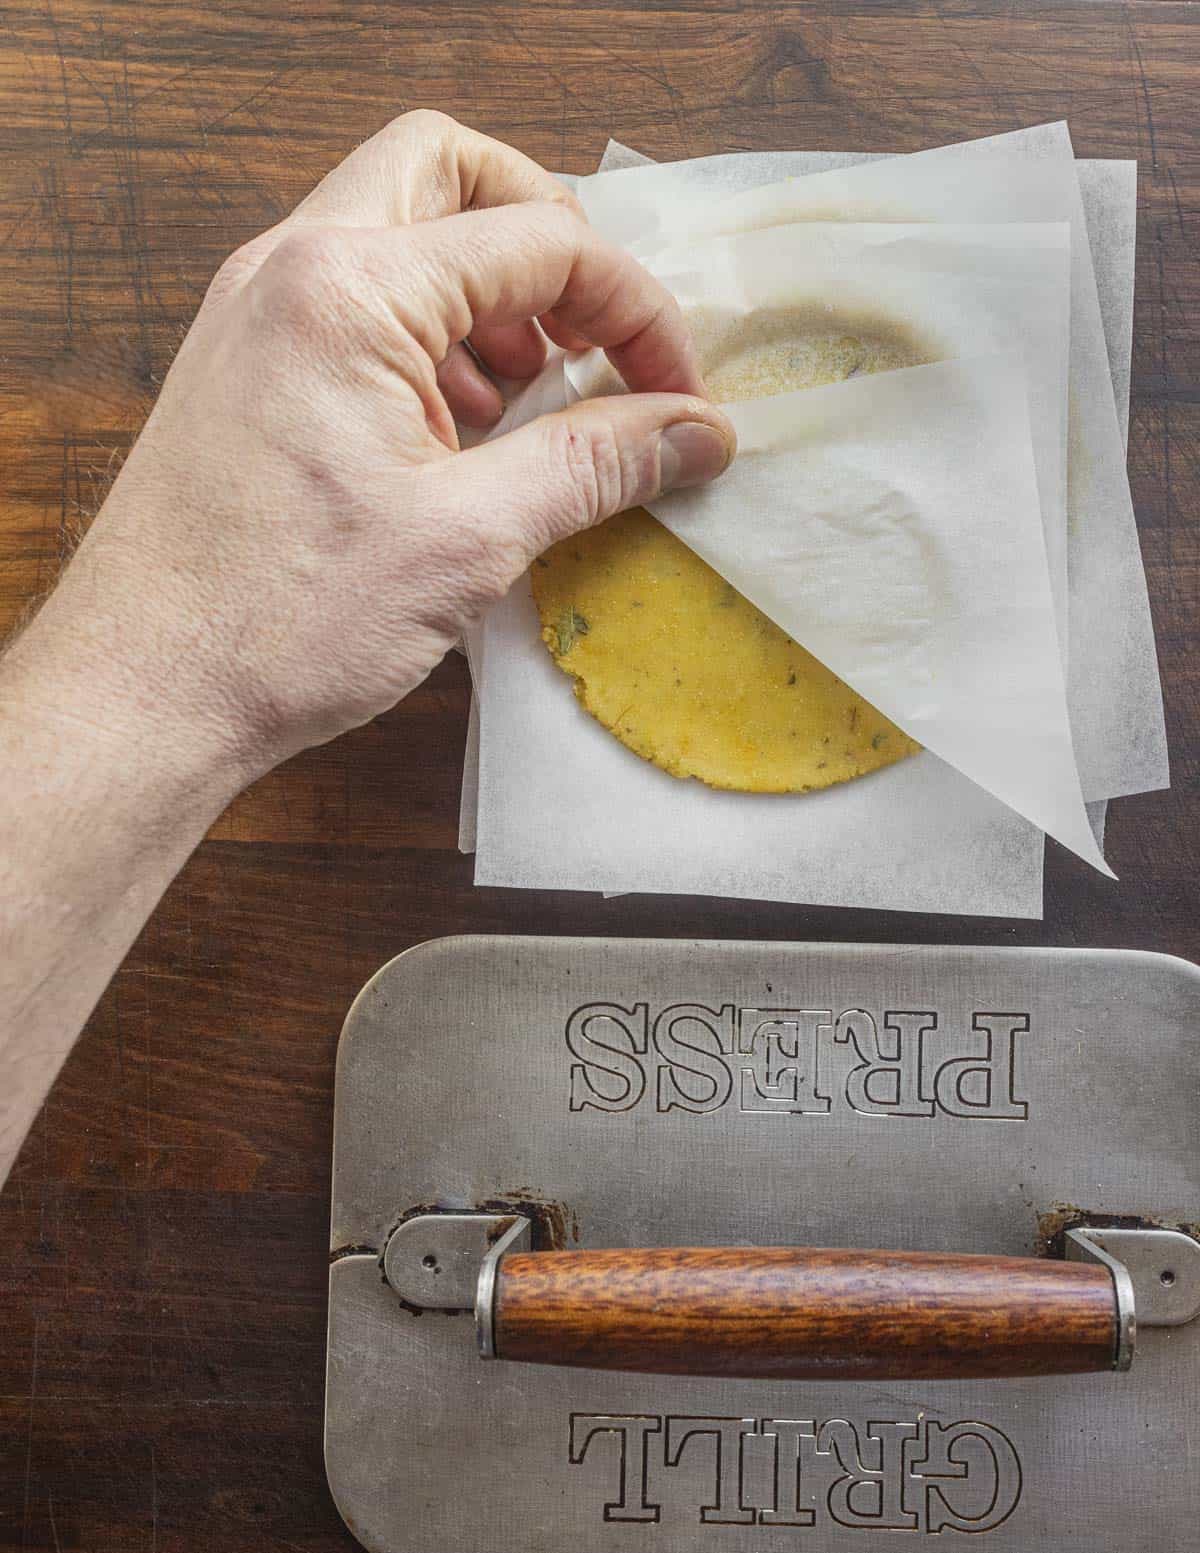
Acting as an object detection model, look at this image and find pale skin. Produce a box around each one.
[0,111,736,1187]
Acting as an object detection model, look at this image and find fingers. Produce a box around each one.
[216,111,582,293]
[469,319,547,381]
[428,393,737,576]
[538,317,593,353]
[215,114,696,409]
[436,343,504,429]
[438,326,547,433]
[293,109,582,227]
[366,202,709,399]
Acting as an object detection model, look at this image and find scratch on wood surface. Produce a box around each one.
[151,1441,159,1552]
[197,63,304,136]
[70,63,203,156]
[930,0,1022,133]
[38,162,76,355]
[115,45,159,378]
[487,15,570,98]
[1165,165,1187,241]
[1127,15,1158,174]
[0,197,37,252]
[21,1317,40,1549]
[43,0,77,154]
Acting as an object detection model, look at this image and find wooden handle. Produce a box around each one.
[492,1246,1117,1380]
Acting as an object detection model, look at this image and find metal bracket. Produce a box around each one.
[1065,1226,1200,1371]
[1067,1227,1200,1324]
[382,1213,531,1312]
[475,1217,533,1360]
[1065,1228,1136,1371]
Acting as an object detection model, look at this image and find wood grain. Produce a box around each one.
[494,1245,1118,1379]
[1,1,1197,1548]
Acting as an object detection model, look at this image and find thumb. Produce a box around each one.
[440,392,736,561]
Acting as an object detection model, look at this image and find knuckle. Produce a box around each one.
[502,198,586,268]
[206,225,311,309]
[256,226,357,331]
[391,107,456,138]
[532,197,586,243]
[270,224,352,282]
[659,290,686,336]
[544,179,586,220]
[206,235,269,303]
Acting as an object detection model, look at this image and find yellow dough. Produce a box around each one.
[700,309,935,403]
[532,310,933,794]
[532,508,920,794]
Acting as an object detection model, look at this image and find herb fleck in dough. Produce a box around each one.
[532,509,920,794]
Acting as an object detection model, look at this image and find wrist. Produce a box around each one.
[0,569,252,837]
[0,544,252,1183]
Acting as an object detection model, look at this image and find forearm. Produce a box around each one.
[0,557,242,1185]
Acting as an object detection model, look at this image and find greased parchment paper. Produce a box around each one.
[581,122,1167,806]
[465,128,1148,911]
[641,355,1105,872]
[472,353,1106,911]
[560,217,1104,869]
[587,139,1138,852]
[595,142,1137,444]
[569,220,1072,646]
[459,145,1140,874]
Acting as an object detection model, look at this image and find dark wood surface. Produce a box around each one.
[1,1,1196,1547]
[495,1246,1118,1378]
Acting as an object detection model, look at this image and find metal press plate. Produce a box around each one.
[326,937,1200,1553]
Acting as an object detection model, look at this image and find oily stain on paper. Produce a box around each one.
[534,305,934,793]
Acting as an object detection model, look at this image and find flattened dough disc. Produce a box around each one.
[532,313,931,794]
[532,509,920,794]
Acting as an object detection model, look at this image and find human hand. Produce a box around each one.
[1,111,730,1185]
[19,110,734,795]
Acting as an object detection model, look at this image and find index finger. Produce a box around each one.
[293,110,583,228]
[218,110,583,302]
[367,201,708,399]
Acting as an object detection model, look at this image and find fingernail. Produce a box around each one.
[658,421,734,493]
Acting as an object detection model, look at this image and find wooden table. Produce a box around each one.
[1,3,1195,1548]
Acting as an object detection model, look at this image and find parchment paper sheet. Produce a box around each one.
[569,220,1072,646]
[580,123,1166,805]
[460,136,1144,911]
[588,141,1140,856]
[475,592,1049,917]
[461,148,1137,846]
[596,144,1137,442]
[638,356,1105,870]
[472,351,1102,912]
